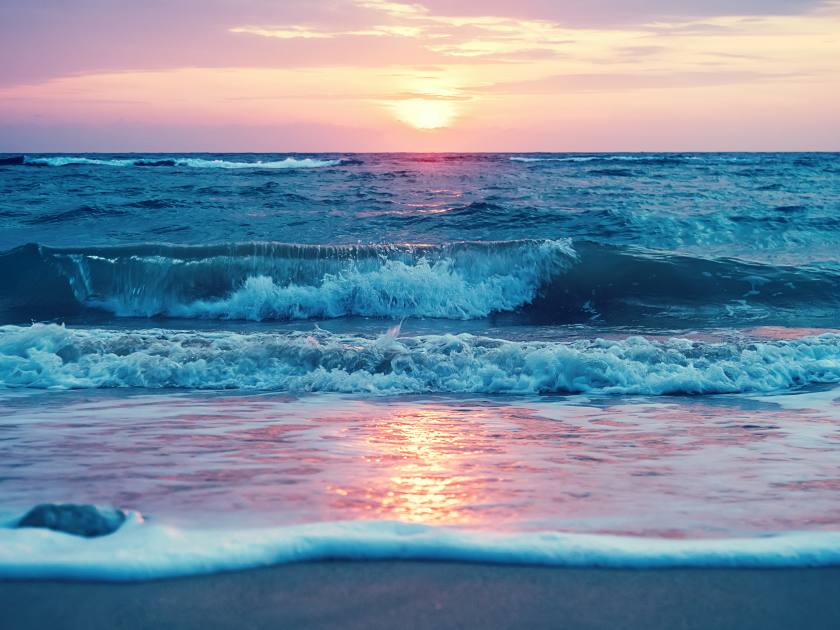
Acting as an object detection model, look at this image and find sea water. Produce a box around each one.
[1,152,839,579]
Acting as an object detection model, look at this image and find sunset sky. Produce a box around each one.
[1,0,839,151]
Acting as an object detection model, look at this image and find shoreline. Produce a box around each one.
[2,561,839,629]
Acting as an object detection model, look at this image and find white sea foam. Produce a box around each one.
[27,156,139,167]
[24,156,341,169]
[510,156,610,163]
[1,517,838,581]
[173,157,341,169]
[2,325,840,394]
[51,239,575,320]
[165,259,545,320]
[510,155,697,163]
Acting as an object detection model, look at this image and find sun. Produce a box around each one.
[392,99,457,130]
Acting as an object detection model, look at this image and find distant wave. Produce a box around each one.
[2,517,839,581]
[2,324,839,394]
[510,155,695,165]
[510,156,598,163]
[21,156,342,169]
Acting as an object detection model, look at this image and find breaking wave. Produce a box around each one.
[1,239,839,326]
[2,324,839,394]
[20,156,342,169]
[0,240,576,321]
[510,155,696,164]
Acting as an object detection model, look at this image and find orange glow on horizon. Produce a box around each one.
[2,0,839,150]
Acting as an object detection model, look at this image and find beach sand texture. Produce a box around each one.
[2,562,840,630]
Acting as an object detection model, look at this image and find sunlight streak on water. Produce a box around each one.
[2,389,838,537]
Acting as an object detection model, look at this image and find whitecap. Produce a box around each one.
[1,517,838,581]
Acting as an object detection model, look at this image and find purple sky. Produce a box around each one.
[1,0,838,150]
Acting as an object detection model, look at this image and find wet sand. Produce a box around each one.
[2,562,839,629]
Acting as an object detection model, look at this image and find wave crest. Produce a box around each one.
[510,155,693,164]
[3,239,840,325]
[2,324,839,394]
[28,239,575,321]
[21,156,342,169]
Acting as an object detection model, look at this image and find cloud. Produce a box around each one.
[229,23,424,39]
[416,0,828,26]
[231,1,595,60]
[473,70,797,95]
[1,0,836,88]
[1,0,839,150]
[229,26,335,40]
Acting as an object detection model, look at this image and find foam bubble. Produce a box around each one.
[1,518,838,581]
[2,325,839,394]
[6,240,840,326]
[48,239,575,321]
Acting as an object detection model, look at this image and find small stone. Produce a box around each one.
[17,503,127,538]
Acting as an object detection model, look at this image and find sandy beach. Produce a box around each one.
[2,562,839,629]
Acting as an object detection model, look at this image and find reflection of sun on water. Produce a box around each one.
[333,407,484,525]
[392,99,456,129]
[378,410,466,523]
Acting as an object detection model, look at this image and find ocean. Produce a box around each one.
[1,152,839,579]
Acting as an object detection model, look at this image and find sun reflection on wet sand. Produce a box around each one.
[330,406,499,525]
[2,391,839,536]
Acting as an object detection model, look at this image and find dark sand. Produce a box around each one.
[2,562,839,629]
